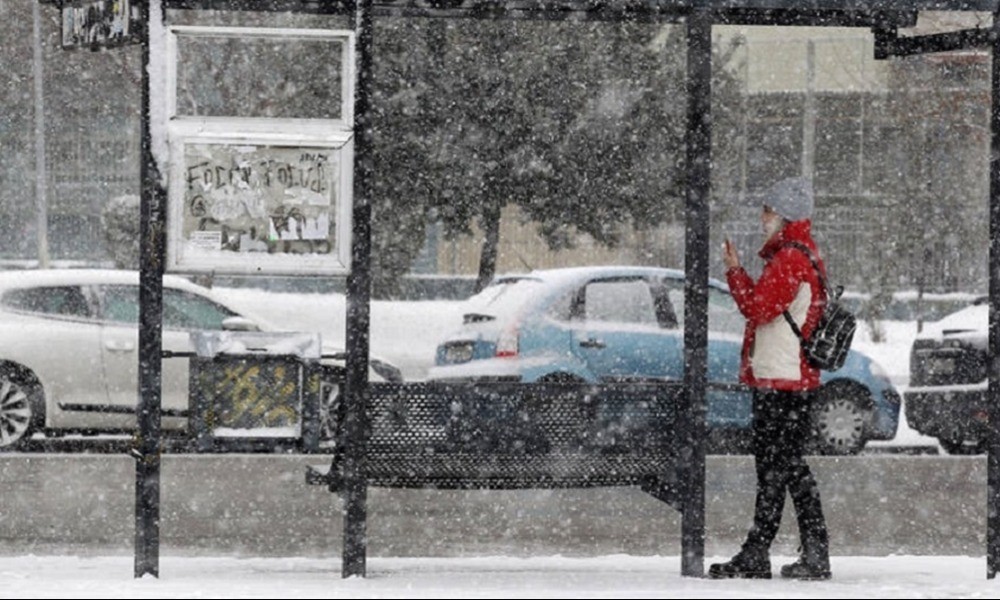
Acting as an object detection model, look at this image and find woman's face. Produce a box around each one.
[761,205,784,240]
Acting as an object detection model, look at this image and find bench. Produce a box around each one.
[307,381,684,507]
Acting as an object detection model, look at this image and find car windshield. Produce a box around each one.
[463,277,544,322]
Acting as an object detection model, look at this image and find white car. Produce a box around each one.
[0,269,402,449]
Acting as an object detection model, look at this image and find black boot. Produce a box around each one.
[785,480,830,580]
[708,546,771,579]
[779,557,831,580]
[780,540,831,580]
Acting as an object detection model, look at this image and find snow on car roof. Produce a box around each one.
[494,265,727,291]
[916,303,987,342]
[0,268,208,294]
[0,268,253,322]
[463,265,729,323]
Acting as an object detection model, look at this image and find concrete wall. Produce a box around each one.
[0,455,985,558]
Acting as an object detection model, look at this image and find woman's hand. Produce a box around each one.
[723,238,741,270]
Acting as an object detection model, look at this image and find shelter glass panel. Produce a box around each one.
[175,33,345,119]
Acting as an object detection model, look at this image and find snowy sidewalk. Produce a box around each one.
[3,554,996,598]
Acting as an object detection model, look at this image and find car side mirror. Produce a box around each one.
[221,316,260,332]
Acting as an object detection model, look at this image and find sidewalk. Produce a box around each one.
[3,554,995,598]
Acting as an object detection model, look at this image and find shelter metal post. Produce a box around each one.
[681,7,711,579]
[31,0,49,268]
[988,8,1000,580]
[342,0,375,579]
[134,0,167,580]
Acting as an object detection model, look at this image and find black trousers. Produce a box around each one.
[743,388,829,556]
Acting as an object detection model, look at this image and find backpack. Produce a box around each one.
[781,242,857,371]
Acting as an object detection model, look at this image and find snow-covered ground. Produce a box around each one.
[6,554,998,598]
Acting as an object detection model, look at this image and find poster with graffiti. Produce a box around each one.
[169,139,353,275]
[61,0,141,49]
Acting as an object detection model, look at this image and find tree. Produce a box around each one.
[366,20,745,296]
[368,18,458,298]
[528,26,745,256]
[101,193,140,269]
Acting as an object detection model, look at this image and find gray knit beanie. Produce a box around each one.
[764,177,814,222]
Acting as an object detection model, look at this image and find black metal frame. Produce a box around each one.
[53,0,997,582]
[989,14,1000,582]
[135,0,166,578]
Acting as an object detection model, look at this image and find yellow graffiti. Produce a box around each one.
[212,361,300,429]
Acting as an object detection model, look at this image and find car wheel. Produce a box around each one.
[0,369,43,450]
[811,382,871,455]
[938,437,985,455]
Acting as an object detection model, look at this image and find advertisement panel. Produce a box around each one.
[163,26,356,275]
[168,135,353,275]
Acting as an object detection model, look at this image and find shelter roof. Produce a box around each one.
[159,0,996,27]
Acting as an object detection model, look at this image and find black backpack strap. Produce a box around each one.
[781,241,828,343]
[782,241,830,296]
[783,310,805,341]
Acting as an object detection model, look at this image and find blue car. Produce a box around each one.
[428,266,900,455]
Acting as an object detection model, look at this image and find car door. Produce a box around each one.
[706,285,753,428]
[0,285,109,417]
[97,284,161,420]
[660,276,751,428]
[98,284,240,426]
[570,276,683,381]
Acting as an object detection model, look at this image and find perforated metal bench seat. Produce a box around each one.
[311,382,684,504]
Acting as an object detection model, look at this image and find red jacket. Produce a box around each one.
[726,220,827,391]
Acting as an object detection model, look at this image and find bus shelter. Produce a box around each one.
[66,0,1000,582]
